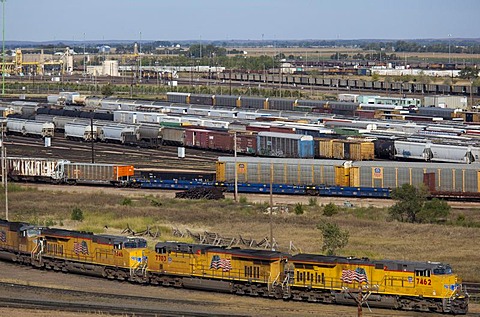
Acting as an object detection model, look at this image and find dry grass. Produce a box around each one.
[2,187,480,282]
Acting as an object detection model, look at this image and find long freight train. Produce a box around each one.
[0,219,469,314]
[6,156,480,200]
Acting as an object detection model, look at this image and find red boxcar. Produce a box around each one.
[236,132,257,155]
[185,128,234,152]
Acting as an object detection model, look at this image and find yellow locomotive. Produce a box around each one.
[0,220,470,314]
[148,241,287,296]
[0,219,148,281]
[286,254,468,313]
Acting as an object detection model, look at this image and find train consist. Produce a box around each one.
[212,72,480,99]
[7,157,134,186]
[216,157,480,197]
[0,219,469,314]
[6,156,480,200]
[6,94,480,163]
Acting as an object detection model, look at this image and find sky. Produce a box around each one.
[4,0,480,42]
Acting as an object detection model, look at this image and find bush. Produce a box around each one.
[417,198,450,223]
[323,203,338,217]
[71,207,84,221]
[294,203,304,215]
[44,219,56,227]
[150,199,162,207]
[317,221,349,256]
[239,196,248,204]
[121,198,133,206]
[308,197,318,207]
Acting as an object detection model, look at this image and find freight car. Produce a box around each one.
[53,162,134,186]
[6,118,54,138]
[64,122,100,141]
[257,132,314,158]
[4,157,134,186]
[0,220,469,314]
[216,156,480,194]
[6,157,67,182]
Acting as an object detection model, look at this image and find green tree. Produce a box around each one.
[417,198,451,224]
[71,207,84,221]
[323,203,338,217]
[388,184,450,224]
[101,83,114,97]
[459,66,479,81]
[317,221,349,256]
[389,184,427,223]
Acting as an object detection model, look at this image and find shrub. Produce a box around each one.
[150,199,162,207]
[239,196,248,204]
[323,203,338,217]
[317,221,349,256]
[71,207,84,221]
[294,203,304,215]
[417,198,451,223]
[121,198,133,206]
[44,219,56,227]
[308,197,318,206]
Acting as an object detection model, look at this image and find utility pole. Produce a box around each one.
[1,0,5,96]
[234,131,238,202]
[90,115,95,163]
[0,119,7,220]
[269,162,273,250]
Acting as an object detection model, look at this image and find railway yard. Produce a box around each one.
[3,92,480,315]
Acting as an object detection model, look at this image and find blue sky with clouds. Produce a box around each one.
[5,0,480,41]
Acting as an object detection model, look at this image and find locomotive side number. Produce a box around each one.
[416,278,432,286]
[156,255,167,262]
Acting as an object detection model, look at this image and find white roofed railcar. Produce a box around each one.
[6,118,26,135]
[64,122,100,141]
[99,124,138,144]
[24,120,55,138]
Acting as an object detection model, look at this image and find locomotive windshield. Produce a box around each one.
[123,238,147,249]
[433,265,453,275]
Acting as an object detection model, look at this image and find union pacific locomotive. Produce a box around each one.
[0,219,469,314]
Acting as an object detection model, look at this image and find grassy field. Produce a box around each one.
[3,184,480,283]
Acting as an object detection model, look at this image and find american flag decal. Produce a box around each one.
[210,255,232,272]
[341,268,368,284]
[73,241,89,255]
[0,231,6,243]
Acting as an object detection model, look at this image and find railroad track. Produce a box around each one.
[4,134,219,170]
[0,281,244,317]
[465,282,480,303]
